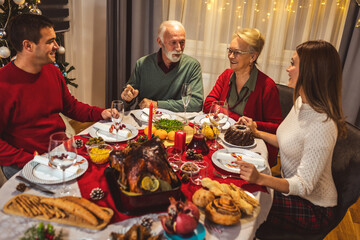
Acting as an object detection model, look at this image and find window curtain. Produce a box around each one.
[106,0,162,107]
[164,0,349,97]
[339,0,360,128]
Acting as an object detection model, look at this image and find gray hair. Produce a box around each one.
[158,20,185,43]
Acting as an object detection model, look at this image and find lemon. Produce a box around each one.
[141,176,160,192]
[167,131,176,141]
[155,129,168,140]
[203,126,218,140]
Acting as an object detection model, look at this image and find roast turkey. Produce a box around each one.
[110,137,180,193]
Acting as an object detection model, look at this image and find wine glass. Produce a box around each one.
[111,100,124,141]
[209,101,229,150]
[181,83,192,120]
[48,132,78,196]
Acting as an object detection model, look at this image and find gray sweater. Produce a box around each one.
[125,53,204,112]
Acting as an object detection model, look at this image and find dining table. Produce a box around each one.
[0,109,274,240]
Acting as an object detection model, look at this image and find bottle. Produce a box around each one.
[186,125,209,157]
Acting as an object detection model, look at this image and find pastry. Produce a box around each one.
[205,196,241,225]
[192,188,215,208]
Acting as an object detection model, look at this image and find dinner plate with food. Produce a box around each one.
[132,108,176,122]
[193,114,236,130]
[89,121,138,143]
[22,155,88,184]
[212,148,266,173]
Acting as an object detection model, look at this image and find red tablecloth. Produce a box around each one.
[75,133,266,224]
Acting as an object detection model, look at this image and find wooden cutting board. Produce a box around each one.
[3,193,113,230]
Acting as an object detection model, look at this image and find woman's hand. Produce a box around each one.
[236,160,261,184]
[237,116,259,137]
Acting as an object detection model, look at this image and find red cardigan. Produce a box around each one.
[204,69,283,166]
[0,63,104,167]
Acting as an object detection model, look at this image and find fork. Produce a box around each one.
[213,171,242,179]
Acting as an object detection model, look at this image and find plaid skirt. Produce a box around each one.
[265,191,336,233]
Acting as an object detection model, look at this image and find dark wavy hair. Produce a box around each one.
[294,40,346,137]
[7,13,54,52]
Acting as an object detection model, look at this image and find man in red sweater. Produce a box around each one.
[0,14,111,179]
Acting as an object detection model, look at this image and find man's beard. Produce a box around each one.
[162,44,182,63]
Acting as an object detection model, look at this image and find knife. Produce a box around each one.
[16,175,55,195]
[130,113,143,127]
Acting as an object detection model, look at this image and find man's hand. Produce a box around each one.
[139,98,158,109]
[121,84,139,102]
[101,109,112,120]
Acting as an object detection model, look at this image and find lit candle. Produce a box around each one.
[148,102,153,139]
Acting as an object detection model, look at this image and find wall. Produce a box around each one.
[64,0,107,108]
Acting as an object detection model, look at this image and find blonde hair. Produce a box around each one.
[158,20,185,43]
[233,28,265,55]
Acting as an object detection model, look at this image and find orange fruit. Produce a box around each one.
[168,131,176,141]
[154,129,168,140]
[144,126,157,135]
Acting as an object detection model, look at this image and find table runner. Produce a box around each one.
[75,132,266,224]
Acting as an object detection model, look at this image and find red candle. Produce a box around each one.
[174,130,186,153]
[148,102,153,139]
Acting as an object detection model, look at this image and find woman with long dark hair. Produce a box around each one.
[237,40,346,232]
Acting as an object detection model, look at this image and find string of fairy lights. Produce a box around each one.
[203,0,348,21]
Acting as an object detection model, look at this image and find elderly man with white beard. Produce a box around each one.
[121,20,204,112]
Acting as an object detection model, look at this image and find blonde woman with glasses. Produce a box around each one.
[203,28,282,167]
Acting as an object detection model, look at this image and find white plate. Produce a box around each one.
[89,122,138,143]
[133,108,176,123]
[193,114,236,130]
[212,148,266,173]
[22,155,88,185]
[219,135,257,149]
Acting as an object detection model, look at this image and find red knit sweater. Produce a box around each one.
[0,62,104,167]
[203,69,283,166]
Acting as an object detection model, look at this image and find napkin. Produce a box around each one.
[93,122,130,138]
[216,151,265,167]
[33,155,79,178]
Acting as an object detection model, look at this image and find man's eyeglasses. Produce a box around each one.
[227,48,251,57]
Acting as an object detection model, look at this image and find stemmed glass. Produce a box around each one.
[111,100,124,141]
[181,83,192,120]
[48,132,78,196]
[209,101,229,150]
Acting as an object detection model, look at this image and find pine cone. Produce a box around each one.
[16,183,27,192]
[74,139,84,148]
[90,187,104,200]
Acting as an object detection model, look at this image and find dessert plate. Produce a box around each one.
[219,135,256,149]
[193,114,236,130]
[22,155,88,185]
[212,148,266,173]
[89,122,138,143]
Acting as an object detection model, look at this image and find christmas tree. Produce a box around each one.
[0,0,77,87]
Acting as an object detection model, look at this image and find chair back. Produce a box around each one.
[276,84,293,118]
[331,122,360,227]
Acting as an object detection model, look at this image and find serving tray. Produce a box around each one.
[105,167,184,215]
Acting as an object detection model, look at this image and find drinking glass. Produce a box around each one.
[48,132,78,196]
[181,83,192,120]
[190,161,208,185]
[209,101,229,150]
[111,100,124,140]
